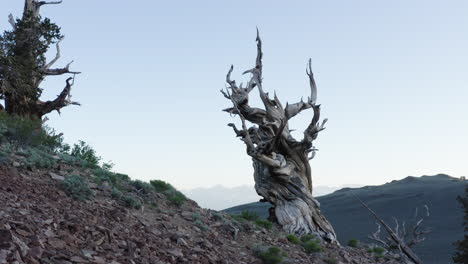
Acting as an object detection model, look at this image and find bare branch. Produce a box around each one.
[44,37,64,70]
[306,58,318,105]
[368,223,390,248]
[36,1,63,7]
[356,195,423,264]
[44,61,81,75]
[8,14,16,29]
[37,76,80,115]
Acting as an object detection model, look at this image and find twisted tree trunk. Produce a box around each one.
[222,31,337,243]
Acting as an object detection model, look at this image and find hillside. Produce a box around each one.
[224,174,466,264]
[0,147,410,264]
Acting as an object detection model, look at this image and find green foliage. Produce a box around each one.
[192,212,201,221]
[372,247,385,255]
[347,239,359,248]
[130,180,152,194]
[324,258,338,264]
[212,212,224,221]
[302,239,322,253]
[60,175,92,201]
[167,189,187,207]
[453,185,468,264]
[121,194,142,209]
[234,210,260,222]
[255,219,273,230]
[69,141,101,168]
[150,179,173,192]
[194,219,209,231]
[300,234,316,243]
[0,112,63,149]
[257,246,285,264]
[1,11,62,102]
[22,147,56,168]
[92,167,129,187]
[286,234,301,244]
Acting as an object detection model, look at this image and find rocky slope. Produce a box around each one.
[225,174,467,264]
[0,153,408,264]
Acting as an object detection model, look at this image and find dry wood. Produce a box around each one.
[222,30,337,243]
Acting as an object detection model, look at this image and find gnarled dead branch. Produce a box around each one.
[222,31,337,242]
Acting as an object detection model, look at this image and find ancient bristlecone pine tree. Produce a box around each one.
[0,0,80,118]
[221,32,337,242]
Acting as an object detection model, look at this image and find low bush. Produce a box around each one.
[286,234,301,244]
[372,247,385,254]
[255,219,273,230]
[348,239,359,248]
[150,179,173,192]
[167,189,187,206]
[69,140,101,168]
[0,112,63,149]
[60,175,93,201]
[300,235,322,253]
[130,180,152,194]
[121,195,142,209]
[238,210,260,221]
[257,246,285,264]
[324,257,338,264]
[303,239,322,253]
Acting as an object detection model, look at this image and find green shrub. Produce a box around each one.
[0,112,63,149]
[255,219,273,230]
[239,210,260,221]
[92,168,129,187]
[300,234,316,243]
[167,189,187,206]
[121,195,142,209]
[194,219,209,231]
[257,246,285,264]
[212,212,224,221]
[372,247,385,254]
[347,239,359,248]
[324,257,338,264]
[22,147,56,168]
[286,234,301,244]
[130,180,152,194]
[60,175,93,201]
[150,179,173,192]
[303,239,322,253]
[69,140,101,167]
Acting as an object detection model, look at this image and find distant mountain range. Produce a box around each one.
[223,174,466,264]
[183,184,361,210]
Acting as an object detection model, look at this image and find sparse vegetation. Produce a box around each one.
[300,234,322,253]
[167,189,187,207]
[69,140,101,168]
[348,238,359,248]
[254,245,286,264]
[286,234,301,244]
[324,257,338,264]
[255,219,273,230]
[150,179,173,192]
[59,175,93,201]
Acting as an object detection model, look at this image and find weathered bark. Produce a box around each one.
[0,0,79,118]
[222,31,337,243]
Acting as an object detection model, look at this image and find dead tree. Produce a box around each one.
[221,31,337,243]
[357,196,426,264]
[0,0,80,119]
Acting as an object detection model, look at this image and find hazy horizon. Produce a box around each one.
[1,0,467,190]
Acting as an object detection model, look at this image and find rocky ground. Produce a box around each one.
[0,155,404,264]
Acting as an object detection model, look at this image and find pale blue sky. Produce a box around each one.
[1,0,467,189]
